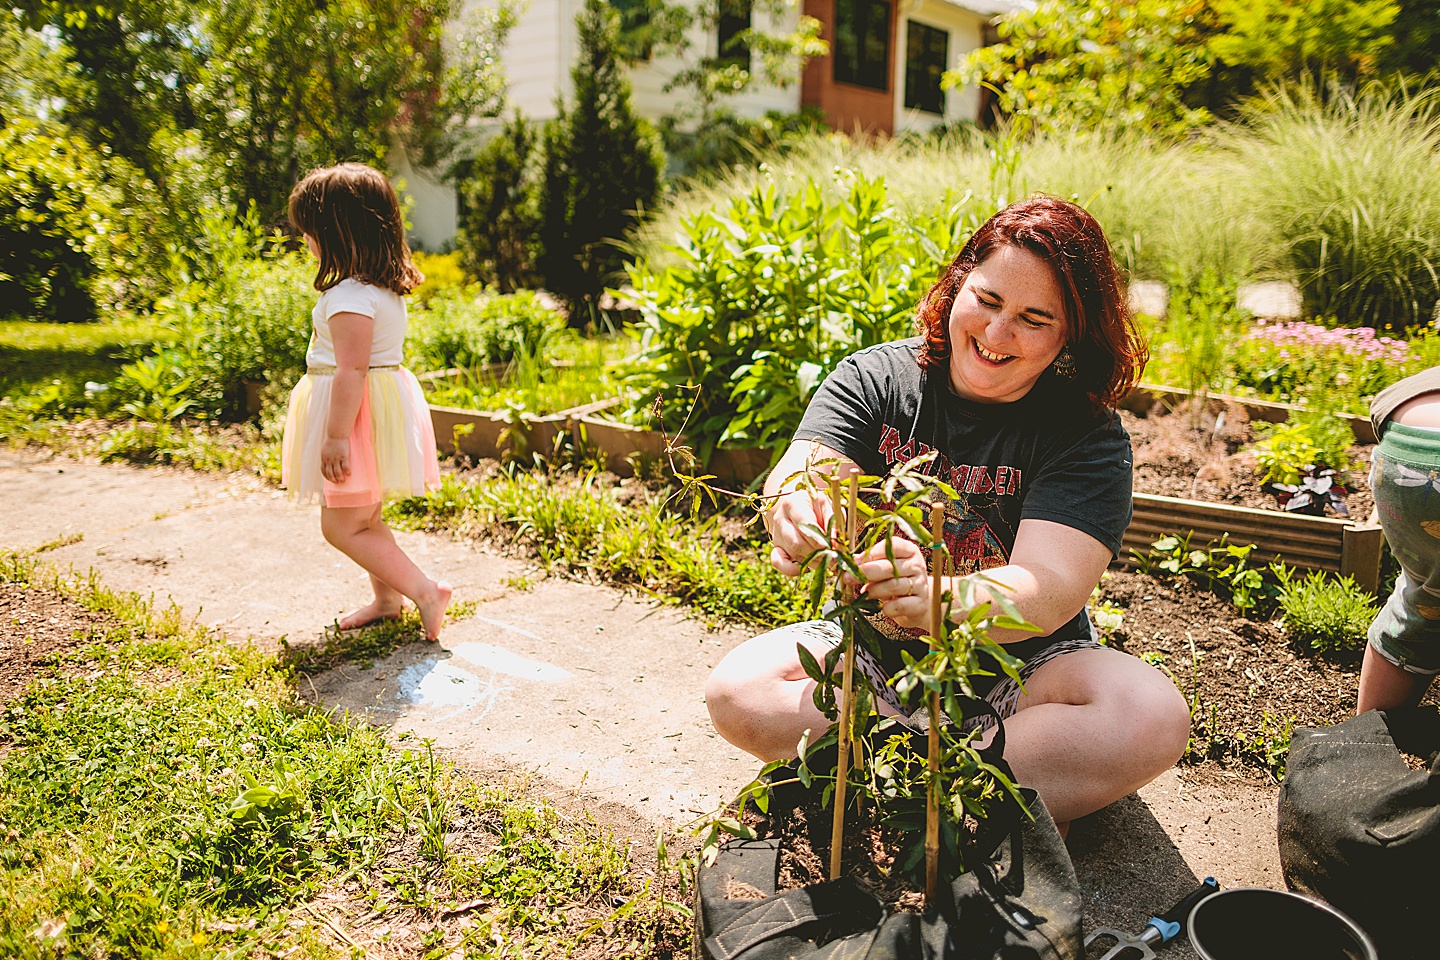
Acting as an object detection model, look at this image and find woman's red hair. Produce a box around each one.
[916,195,1147,413]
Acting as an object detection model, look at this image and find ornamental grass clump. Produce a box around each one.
[1216,83,1440,329]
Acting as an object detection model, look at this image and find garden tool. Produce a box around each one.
[1085,877,1220,960]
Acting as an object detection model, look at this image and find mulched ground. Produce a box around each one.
[1121,397,1375,520]
[0,581,116,704]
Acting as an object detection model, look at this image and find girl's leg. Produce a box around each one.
[337,573,406,630]
[320,503,453,641]
[1356,643,1432,714]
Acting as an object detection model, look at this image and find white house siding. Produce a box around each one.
[493,0,577,122]
[893,0,986,134]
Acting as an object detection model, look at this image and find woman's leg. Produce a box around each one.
[706,622,847,761]
[999,647,1190,825]
[320,503,453,641]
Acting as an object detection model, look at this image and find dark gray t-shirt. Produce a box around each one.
[794,339,1134,647]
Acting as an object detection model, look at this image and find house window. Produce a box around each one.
[904,20,948,115]
[717,0,751,70]
[833,0,891,92]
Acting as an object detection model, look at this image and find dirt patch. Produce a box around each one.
[300,769,691,959]
[1098,570,1369,770]
[0,582,117,704]
[1122,399,1374,519]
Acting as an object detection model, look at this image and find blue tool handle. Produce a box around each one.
[1148,877,1221,944]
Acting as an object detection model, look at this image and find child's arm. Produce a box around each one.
[321,311,375,484]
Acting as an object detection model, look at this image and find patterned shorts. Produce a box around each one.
[1368,421,1440,675]
[770,618,1103,732]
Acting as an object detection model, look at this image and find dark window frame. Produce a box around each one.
[904,19,948,115]
[832,0,892,92]
[717,0,752,70]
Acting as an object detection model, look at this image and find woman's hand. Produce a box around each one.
[321,437,351,483]
[845,536,934,629]
[763,488,834,577]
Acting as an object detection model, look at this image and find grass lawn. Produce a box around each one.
[0,317,164,408]
[0,547,689,959]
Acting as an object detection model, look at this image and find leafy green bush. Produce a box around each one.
[410,250,469,306]
[1253,410,1356,485]
[1274,566,1377,654]
[143,208,313,419]
[0,120,140,321]
[624,171,976,458]
[406,289,566,373]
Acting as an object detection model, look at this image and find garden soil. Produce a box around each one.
[4,447,1331,958]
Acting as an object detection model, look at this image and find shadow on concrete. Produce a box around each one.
[1071,792,1206,960]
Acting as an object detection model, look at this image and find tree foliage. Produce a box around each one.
[14,0,513,226]
[952,0,1218,138]
[954,0,1425,139]
[537,0,665,324]
[1209,0,1399,83]
[456,113,542,293]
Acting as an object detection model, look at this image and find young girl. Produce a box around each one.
[281,162,451,641]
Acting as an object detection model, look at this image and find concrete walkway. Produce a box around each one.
[0,448,1285,952]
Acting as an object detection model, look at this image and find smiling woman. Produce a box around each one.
[704,195,1186,829]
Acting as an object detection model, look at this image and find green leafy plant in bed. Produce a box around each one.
[1273,565,1377,655]
[622,172,982,460]
[407,287,566,372]
[1253,407,1356,487]
[422,330,634,417]
[1134,532,1279,615]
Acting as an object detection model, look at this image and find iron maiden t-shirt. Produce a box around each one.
[794,338,1133,646]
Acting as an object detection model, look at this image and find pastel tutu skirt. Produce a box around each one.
[281,366,440,508]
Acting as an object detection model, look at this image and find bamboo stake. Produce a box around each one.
[847,474,862,775]
[925,502,945,904]
[828,473,859,881]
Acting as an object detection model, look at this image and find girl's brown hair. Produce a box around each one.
[915,195,1148,413]
[288,162,423,295]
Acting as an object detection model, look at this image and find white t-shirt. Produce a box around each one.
[305,278,407,368]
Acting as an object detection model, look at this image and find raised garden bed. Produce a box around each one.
[1119,384,1384,593]
[425,384,773,488]
[427,379,1387,588]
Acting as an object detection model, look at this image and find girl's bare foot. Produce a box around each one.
[337,599,405,630]
[417,580,453,642]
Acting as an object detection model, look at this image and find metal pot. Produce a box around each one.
[1186,888,1378,960]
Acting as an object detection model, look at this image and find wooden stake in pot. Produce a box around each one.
[828,472,859,881]
[925,501,945,903]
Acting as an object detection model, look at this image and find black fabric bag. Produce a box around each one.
[693,701,1083,960]
[1277,706,1440,960]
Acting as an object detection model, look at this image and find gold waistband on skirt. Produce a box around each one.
[306,364,401,376]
